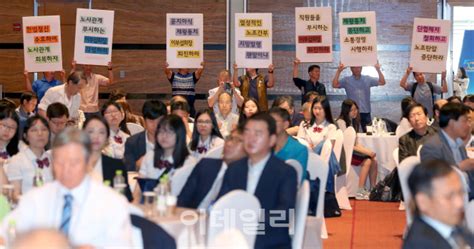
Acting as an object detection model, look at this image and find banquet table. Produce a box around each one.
[357,133,398,179]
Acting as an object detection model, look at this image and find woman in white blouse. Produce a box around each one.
[101,101,131,159]
[0,107,21,186]
[6,115,53,197]
[136,115,195,199]
[297,95,337,148]
[189,109,224,158]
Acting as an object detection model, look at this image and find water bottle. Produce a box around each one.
[381,186,391,201]
[113,170,126,194]
[7,220,16,247]
[371,117,378,135]
[103,180,111,187]
[155,175,170,216]
[32,169,44,187]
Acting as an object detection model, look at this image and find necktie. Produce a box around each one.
[36,158,50,169]
[114,135,123,144]
[197,146,208,154]
[451,227,468,249]
[60,194,73,236]
[155,160,171,169]
[313,126,323,133]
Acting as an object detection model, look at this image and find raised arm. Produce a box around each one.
[24,70,32,92]
[208,84,224,108]
[374,61,386,86]
[107,61,115,86]
[164,62,173,80]
[400,66,412,90]
[267,64,275,88]
[332,63,345,88]
[233,84,244,107]
[232,63,241,87]
[195,61,205,80]
[292,58,300,78]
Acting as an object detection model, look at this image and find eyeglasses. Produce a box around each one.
[50,120,68,127]
[196,120,212,125]
[0,123,16,132]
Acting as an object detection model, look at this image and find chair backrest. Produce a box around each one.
[127,122,145,136]
[291,180,310,249]
[319,139,333,164]
[209,229,250,249]
[416,145,423,158]
[397,156,420,227]
[333,129,344,163]
[130,214,177,249]
[208,190,261,249]
[393,147,400,167]
[395,124,412,138]
[205,145,224,159]
[128,171,139,193]
[343,127,356,174]
[170,164,195,196]
[285,159,303,186]
[307,150,329,218]
[466,201,474,233]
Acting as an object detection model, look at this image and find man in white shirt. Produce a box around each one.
[208,69,243,116]
[2,128,133,248]
[403,159,474,248]
[215,92,239,138]
[217,113,297,249]
[38,71,84,126]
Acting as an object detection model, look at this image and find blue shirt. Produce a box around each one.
[339,75,379,113]
[275,136,308,181]
[32,77,61,102]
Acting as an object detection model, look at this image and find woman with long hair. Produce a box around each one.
[6,115,52,197]
[238,97,260,126]
[297,95,336,148]
[336,99,378,200]
[83,115,133,201]
[101,101,130,159]
[189,109,223,158]
[0,107,20,186]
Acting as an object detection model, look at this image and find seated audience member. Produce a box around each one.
[238,97,260,126]
[431,98,448,130]
[399,103,437,163]
[208,69,244,116]
[0,107,20,185]
[101,101,131,159]
[170,100,193,141]
[336,99,378,199]
[300,101,312,126]
[292,59,327,103]
[217,113,297,249]
[108,88,127,102]
[2,128,133,247]
[6,115,53,198]
[297,95,337,148]
[24,70,65,103]
[46,103,69,143]
[215,92,239,138]
[164,62,205,117]
[269,107,308,181]
[304,91,319,105]
[463,94,474,110]
[448,95,462,104]
[38,71,85,126]
[189,109,223,158]
[272,96,304,136]
[117,100,145,127]
[82,115,133,201]
[11,228,71,249]
[124,100,167,171]
[15,91,37,137]
[179,127,246,209]
[399,66,447,118]
[137,115,195,194]
[398,96,417,136]
[403,159,474,249]
[420,102,474,199]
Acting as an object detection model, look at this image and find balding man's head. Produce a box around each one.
[12,229,71,249]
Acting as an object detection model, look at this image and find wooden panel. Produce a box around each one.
[0,0,33,43]
[93,0,227,44]
[0,50,27,92]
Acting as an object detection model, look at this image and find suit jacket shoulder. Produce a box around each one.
[124,131,147,171]
[403,217,452,249]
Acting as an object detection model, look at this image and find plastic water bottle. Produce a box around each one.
[7,220,16,247]
[155,175,170,216]
[32,169,44,187]
[113,170,126,194]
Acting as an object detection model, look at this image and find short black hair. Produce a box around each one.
[246,112,276,135]
[407,103,428,117]
[463,94,474,103]
[408,159,454,199]
[22,115,50,145]
[272,96,295,109]
[67,71,85,85]
[268,107,291,123]
[308,65,320,73]
[447,95,462,104]
[439,102,471,128]
[20,91,37,105]
[170,100,190,114]
[46,103,69,119]
[142,100,167,120]
[401,97,416,119]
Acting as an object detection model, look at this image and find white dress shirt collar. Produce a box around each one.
[24,147,46,162]
[246,153,271,195]
[145,132,155,152]
[421,215,456,247]
[441,130,464,149]
[58,175,91,204]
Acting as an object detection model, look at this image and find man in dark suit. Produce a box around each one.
[124,100,167,171]
[404,159,474,249]
[178,127,247,209]
[217,113,297,249]
[420,102,474,199]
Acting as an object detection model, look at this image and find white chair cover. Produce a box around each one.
[395,118,412,138]
[209,229,250,249]
[397,156,420,228]
[127,171,139,193]
[170,164,195,196]
[127,122,145,136]
[319,139,333,164]
[393,147,400,167]
[333,129,344,163]
[205,145,224,159]
[292,180,310,249]
[466,201,474,233]
[337,127,356,209]
[285,159,303,186]
[207,190,261,249]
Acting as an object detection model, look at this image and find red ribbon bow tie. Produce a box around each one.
[36,158,50,169]
[155,160,171,170]
[0,151,8,160]
[313,127,323,133]
[113,135,123,144]
[197,146,208,154]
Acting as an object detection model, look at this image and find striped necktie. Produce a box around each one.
[60,194,73,236]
